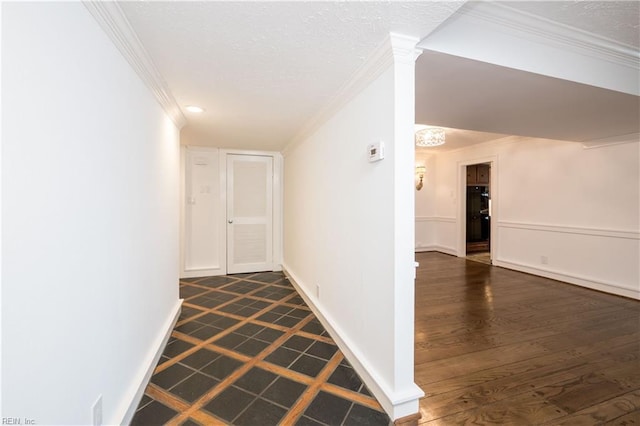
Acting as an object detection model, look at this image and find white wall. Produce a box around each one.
[283,35,423,419]
[182,147,225,278]
[180,147,283,278]
[2,3,180,424]
[416,137,640,299]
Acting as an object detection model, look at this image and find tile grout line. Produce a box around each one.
[164,313,317,425]
[156,288,300,374]
[278,350,345,425]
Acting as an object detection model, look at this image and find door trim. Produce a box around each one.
[220,149,283,273]
[457,156,498,261]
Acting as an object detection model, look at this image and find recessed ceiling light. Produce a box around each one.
[185,105,205,113]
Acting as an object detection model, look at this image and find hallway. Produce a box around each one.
[132,272,389,425]
[415,252,640,424]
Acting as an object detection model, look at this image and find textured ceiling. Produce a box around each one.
[120,1,463,150]
[119,1,639,152]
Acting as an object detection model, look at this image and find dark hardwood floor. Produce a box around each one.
[415,252,640,425]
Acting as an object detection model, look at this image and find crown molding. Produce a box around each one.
[581,132,639,149]
[83,1,186,129]
[283,33,420,156]
[465,2,639,70]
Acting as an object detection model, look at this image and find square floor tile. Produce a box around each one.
[344,403,390,425]
[198,276,237,287]
[287,296,308,306]
[264,347,301,368]
[170,372,219,403]
[225,281,264,294]
[163,339,195,357]
[214,315,241,328]
[179,419,201,426]
[180,348,220,370]
[250,299,272,309]
[254,327,284,343]
[360,386,372,396]
[190,325,224,341]
[295,415,325,426]
[234,367,278,394]
[235,323,264,337]
[328,365,363,392]
[283,335,315,352]
[306,341,338,360]
[174,321,205,335]
[301,320,326,335]
[289,354,327,378]
[262,376,307,408]
[234,397,287,426]
[194,313,226,326]
[236,306,261,317]
[288,308,310,319]
[214,332,248,350]
[180,285,209,298]
[203,386,256,422]
[151,363,195,389]
[304,391,352,425]
[218,302,244,314]
[131,400,177,425]
[178,309,199,322]
[234,338,270,356]
[275,315,302,327]
[271,305,294,315]
[200,355,244,380]
[250,272,285,283]
[190,296,223,309]
[257,312,280,323]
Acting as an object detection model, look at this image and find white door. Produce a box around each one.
[227,154,273,274]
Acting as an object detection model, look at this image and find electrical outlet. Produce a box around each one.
[541,256,548,265]
[92,395,102,426]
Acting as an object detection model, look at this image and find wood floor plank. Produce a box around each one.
[414,252,640,425]
[555,390,640,425]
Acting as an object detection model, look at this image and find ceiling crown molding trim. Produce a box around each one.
[83,1,186,129]
[465,2,639,70]
[581,132,640,149]
[283,33,420,156]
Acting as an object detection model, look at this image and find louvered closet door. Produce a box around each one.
[227,154,273,274]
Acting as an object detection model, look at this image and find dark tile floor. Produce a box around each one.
[131,272,391,426]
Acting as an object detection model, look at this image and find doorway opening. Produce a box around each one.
[466,163,491,264]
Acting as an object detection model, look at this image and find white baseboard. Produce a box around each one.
[494,259,639,300]
[282,264,423,420]
[115,299,182,425]
[415,244,457,256]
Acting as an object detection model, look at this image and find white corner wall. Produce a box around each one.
[282,35,423,420]
[2,3,180,424]
[416,137,640,299]
[181,147,225,278]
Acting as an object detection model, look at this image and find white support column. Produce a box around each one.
[389,33,425,419]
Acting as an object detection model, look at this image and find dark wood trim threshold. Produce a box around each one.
[394,412,421,426]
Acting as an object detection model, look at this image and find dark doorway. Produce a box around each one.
[466,164,491,260]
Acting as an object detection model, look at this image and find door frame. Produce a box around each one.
[220,149,283,273]
[457,156,498,261]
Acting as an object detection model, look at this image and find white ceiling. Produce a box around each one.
[120,1,463,151]
[118,1,640,152]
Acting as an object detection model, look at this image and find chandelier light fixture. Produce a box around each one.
[415,127,446,147]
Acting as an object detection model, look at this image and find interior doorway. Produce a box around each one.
[465,163,491,264]
[226,153,274,274]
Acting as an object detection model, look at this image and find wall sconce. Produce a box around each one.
[415,166,426,191]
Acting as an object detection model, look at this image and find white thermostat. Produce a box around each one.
[368,142,385,162]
